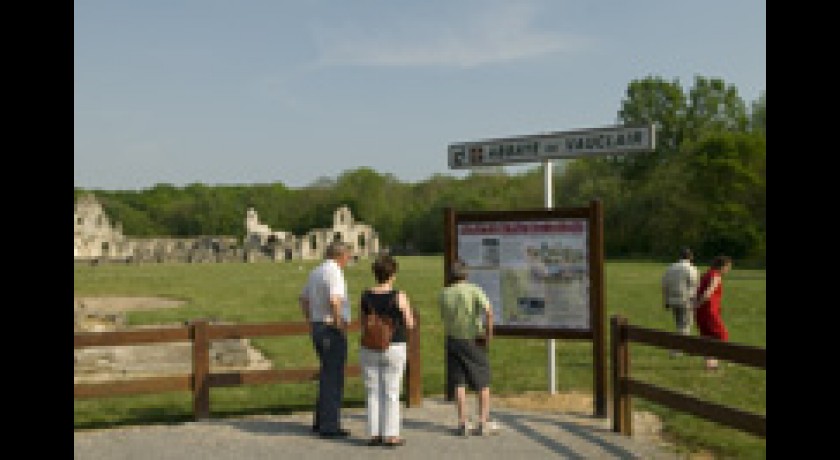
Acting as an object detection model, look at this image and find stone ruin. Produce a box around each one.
[242,205,380,262]
[74,193,381,264]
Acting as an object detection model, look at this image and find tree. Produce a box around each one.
[619,76,687,154]
[684,76,748,143]
[683,131,765,261]
[750,90,766,135]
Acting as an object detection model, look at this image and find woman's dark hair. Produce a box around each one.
[711,255,732,269]
[372,254,398,283]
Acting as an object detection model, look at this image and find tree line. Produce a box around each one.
[74,75,766,267]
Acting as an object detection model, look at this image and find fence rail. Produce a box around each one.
[74,315,423,420]
[611,315,765,438]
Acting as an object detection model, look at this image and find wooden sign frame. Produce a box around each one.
[443,199,607,417]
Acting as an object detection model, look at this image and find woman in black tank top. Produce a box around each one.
[358,254,414,448]
[361,290,408,345]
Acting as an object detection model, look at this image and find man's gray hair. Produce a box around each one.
[325,241,351,259]
[450,259,469,281]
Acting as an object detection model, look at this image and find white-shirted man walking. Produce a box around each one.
[661,247,699,357]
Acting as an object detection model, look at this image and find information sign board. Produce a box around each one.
[457,219,589,329]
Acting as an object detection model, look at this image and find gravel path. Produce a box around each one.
[74,397,685,459]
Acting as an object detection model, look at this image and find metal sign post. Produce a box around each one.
[543,159,556,394]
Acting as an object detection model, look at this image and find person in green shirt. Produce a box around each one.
[439,259,497,436]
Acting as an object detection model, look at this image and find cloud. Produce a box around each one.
[311,3,589,69]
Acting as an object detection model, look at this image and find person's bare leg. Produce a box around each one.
[476,387,498,435]
[455,386,468,426]
[478,387,490,424]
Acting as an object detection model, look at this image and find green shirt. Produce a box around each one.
[439,281,490,339]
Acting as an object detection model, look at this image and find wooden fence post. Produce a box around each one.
[611,315,632,434]
[191,320,210,420]
[611,316,620,433]
[405,308,423,407]
[591,199,607,418]
[443,206,456,402]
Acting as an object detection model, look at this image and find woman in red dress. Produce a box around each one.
[694,255,733,370]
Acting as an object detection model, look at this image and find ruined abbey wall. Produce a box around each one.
[74,194,381,264]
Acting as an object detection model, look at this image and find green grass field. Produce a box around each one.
[74,256,766,458]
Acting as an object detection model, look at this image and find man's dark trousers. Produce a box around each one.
[311,322,348,433]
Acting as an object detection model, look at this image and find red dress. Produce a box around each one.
[694,268,729,341]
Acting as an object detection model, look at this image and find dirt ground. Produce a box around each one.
[74,296,187,312]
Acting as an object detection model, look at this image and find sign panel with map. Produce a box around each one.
[457,219,589,329]
[444,203,606,416]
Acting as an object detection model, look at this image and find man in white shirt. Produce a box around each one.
[661,248,699,354]
[299,241,352,438]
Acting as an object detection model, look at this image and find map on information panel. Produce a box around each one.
[457,219,589,329]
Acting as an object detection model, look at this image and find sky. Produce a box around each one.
[74,0,766,191]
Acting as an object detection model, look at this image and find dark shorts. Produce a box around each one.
[446,336,490,391]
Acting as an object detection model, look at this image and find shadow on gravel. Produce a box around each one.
[493,412,588,459]
[204,418,312,437]
[200,402,650,459]
[493,411,640,460]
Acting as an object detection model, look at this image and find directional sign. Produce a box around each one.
[448,124,655,169]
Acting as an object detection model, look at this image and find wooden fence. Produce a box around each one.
[610,315,765,438]
[74,316,423,420]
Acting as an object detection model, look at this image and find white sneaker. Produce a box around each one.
[478,420,499,436]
